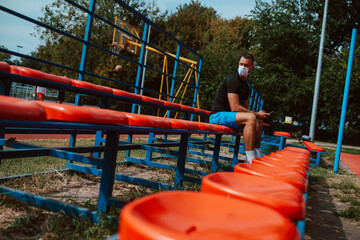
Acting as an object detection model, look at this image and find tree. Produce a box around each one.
[317,46,360,144]
[249,0,320,132]
[160,0,218,52]
[250,0,360,142]
[0,45,14,64]
[199,17,253,110]
[19,51,42,70]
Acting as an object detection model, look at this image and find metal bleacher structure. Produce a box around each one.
[0,1,311,239]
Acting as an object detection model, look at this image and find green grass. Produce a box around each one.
[0,208,118,239]
[336,206,360,221]
[309,145,360,221]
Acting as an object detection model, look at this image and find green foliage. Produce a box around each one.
[161,0,218,52]
[0,45,13,63]
[199,17,253,110]
[249,0,318,127]
[316,47,360,144]
[249,0,360,143]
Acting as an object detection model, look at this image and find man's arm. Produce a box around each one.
[228,93,252,113]
[240,99,249,109]
[228,93,269,119]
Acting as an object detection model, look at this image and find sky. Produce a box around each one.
[0,0,271,55]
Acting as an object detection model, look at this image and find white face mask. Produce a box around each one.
[238,65,249,78]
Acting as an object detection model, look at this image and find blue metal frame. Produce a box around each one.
[0,118,237,221]
[0,0,260,227]
[334,28,357,173]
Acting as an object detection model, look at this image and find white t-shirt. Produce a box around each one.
[37,86,46,94]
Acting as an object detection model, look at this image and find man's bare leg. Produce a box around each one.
[235,112,257,162]
[254,119,263,157]
[254,119,263,148]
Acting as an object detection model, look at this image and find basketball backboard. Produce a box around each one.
[112,17,140,54]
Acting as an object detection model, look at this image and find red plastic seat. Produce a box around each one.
[194,108,210,114]
[252,158,308,178]
[215,125,235,133]
[0,61,10,72]
[168,118,199,130]
[163,100,182,109]
[274,131,291,138]
[180,104,195,111]
[72,79,113,93]
[37,101,128,125]
[141,95,165,105]
[303,141,325,152]
[234,163,307,193]
[196,122,219,132]
[270,150,310,159]
[270,151,310,161]
[119,191,300,240]
[281,149,311,158]
[10,66,73,85]
[112,89,142,100]
[285,146,310,155]
[262,155,309,170]
[196,122,234,133]
[0,96,46,121]
[123,113,172,128]
[201,172,305,220]
[268,153,310,166]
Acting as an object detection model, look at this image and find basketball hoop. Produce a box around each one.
[112,17,140,55]
[110,44,121,54]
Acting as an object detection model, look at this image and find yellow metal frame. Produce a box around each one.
[112,17,141,54]
[112,19,201,120]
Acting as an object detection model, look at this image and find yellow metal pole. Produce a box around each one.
[159,56,167,100]
[173,67,192,100]
[128,41,198,65]
[112,16,118,45]
[174,68,194,119]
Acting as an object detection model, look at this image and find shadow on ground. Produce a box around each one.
[305,179,346,240]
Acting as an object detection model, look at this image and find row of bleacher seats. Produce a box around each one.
[0,57,244,222]
[0,61,242,183]
[0,89,312,239]
[115,146,310,239]
[0,62,211,116]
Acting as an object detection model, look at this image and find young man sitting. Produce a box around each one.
[209,53,269,163]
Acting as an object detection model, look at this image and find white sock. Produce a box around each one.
[254,148,262,158]
[245,150,256,163]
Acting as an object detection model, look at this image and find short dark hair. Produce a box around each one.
[241,53,255,62]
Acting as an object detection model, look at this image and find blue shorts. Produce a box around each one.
[209,112,238,129]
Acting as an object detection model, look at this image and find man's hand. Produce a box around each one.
[255,110,270,120]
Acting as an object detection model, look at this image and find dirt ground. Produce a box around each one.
[305,179,360,240]
[304,143,360,240]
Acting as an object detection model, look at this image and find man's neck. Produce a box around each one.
[240,76,247,81]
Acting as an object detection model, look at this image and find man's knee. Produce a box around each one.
[256,119,264,129]
[247,113,257,126]
[235,112,257,127]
